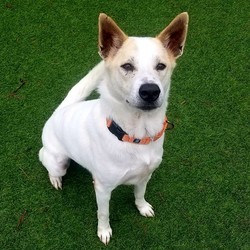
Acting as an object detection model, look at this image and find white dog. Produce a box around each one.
[39,13,188,245]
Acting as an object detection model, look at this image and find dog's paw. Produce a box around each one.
[49,175,62,190]
[97,227,112,245]
[136,202,155,217]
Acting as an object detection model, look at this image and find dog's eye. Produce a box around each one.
[156,63,166,71]
[121,63,135,72]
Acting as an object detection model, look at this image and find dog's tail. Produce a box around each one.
[55,61,105,111]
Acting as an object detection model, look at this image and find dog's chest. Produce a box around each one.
[120,148,162,185]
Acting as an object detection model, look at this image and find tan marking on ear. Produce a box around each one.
[98,13,128,59]
[157,12,189,59]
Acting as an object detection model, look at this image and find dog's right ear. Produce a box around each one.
[98,13,128,59]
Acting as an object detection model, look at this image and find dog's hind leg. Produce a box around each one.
[134,175,155,217]
[39,147,69,190]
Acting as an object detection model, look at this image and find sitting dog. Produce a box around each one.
[39,12,188,244]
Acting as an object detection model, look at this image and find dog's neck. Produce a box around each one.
[99,84,168,139]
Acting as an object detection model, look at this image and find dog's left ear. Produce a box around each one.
[157,12,189,59]
[98,13,128,59]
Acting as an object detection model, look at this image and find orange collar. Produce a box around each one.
[106,117,173,145]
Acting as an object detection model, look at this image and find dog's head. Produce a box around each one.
[98,13,189,111]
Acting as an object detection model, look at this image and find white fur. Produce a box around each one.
[39,13,188,245]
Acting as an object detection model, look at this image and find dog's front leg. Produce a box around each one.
[94,180,113,245]
[134,175,155,217]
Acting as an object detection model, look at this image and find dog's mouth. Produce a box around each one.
[138,104,159,111]
[126,100,160,111]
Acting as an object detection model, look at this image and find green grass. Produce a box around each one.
[1,0,249,249]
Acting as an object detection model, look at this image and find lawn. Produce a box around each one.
[1,0,249,249]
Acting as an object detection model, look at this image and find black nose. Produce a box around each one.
[139,83,160,102]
